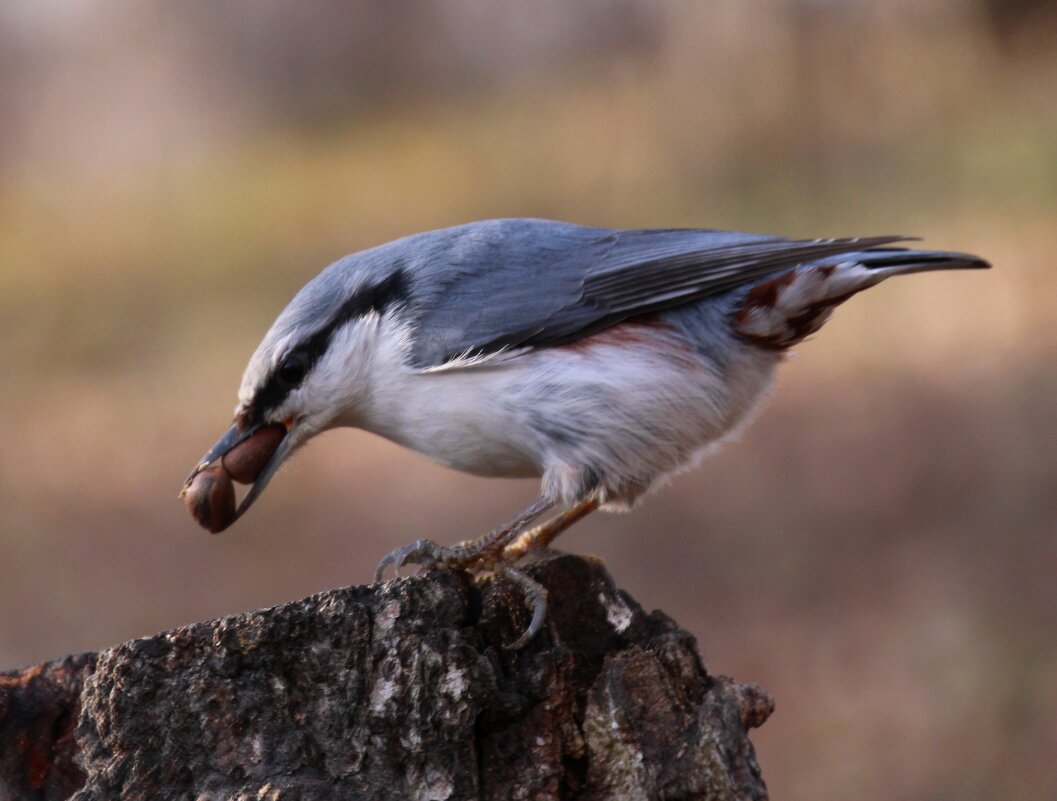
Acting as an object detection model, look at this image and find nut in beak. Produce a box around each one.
[181,422,289,533]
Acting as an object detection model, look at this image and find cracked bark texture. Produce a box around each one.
[0,555,772,801]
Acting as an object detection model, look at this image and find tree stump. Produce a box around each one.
[0,555,773,800]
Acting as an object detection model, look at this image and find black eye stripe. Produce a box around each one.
[278,352,310,386]
[249,268,408,419]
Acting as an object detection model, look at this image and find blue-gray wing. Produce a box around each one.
[403,219,905,369]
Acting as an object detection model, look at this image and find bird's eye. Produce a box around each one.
[277,353,309,387]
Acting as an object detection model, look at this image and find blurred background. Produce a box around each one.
[1,1,1055,798]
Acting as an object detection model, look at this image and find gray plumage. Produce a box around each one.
[272,219,983,372]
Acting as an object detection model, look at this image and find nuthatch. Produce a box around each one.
[182,218,988,645]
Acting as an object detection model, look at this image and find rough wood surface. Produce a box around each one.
[0,652,95,801]
[0,555,772,801]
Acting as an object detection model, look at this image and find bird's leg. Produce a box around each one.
[502,495,601,563]
[488,495,600,648]
[374,495,554,582]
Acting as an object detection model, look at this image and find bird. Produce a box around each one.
[181,218,988,646]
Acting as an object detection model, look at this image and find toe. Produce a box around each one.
[498,565,549,649]
[373,553,395,582]
[376,539,450,582]
[394,539,429,572]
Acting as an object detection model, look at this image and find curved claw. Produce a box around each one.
[374,538,440,582]
[497,564,549,650]
[374,553,394,583]
[374,541,551,648]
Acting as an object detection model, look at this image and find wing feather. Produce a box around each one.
[404,220,908,369]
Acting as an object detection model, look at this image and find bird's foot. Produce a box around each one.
[374,496,555,582]
[372,496,555,648]
[373,538,491,582]
[373,538,549,649]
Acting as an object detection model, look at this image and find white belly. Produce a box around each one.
[356,317,780,502]
[359,359,544,478]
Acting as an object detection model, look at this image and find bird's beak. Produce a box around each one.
[231,420,296,518]
[190,420,263,473]
[181,416,296,531]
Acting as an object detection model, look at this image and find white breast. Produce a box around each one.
[355,314,781,505]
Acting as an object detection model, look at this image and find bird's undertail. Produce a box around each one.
[732,246,989,350]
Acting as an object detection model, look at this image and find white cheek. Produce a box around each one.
[307,314,387,426]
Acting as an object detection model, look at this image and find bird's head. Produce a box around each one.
[181,255,410,532]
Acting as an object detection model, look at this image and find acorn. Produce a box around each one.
[222,424,286,484]
[181,465,237,533]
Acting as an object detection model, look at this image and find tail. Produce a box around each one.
[732,244,990,350]
[852,246,990,276]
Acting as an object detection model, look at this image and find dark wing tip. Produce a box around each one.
[859,247,992,273]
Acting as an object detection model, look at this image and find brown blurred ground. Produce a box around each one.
[1,3,1055,800]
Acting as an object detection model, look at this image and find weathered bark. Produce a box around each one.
[0,555,772,801]
[0,653,95,801]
